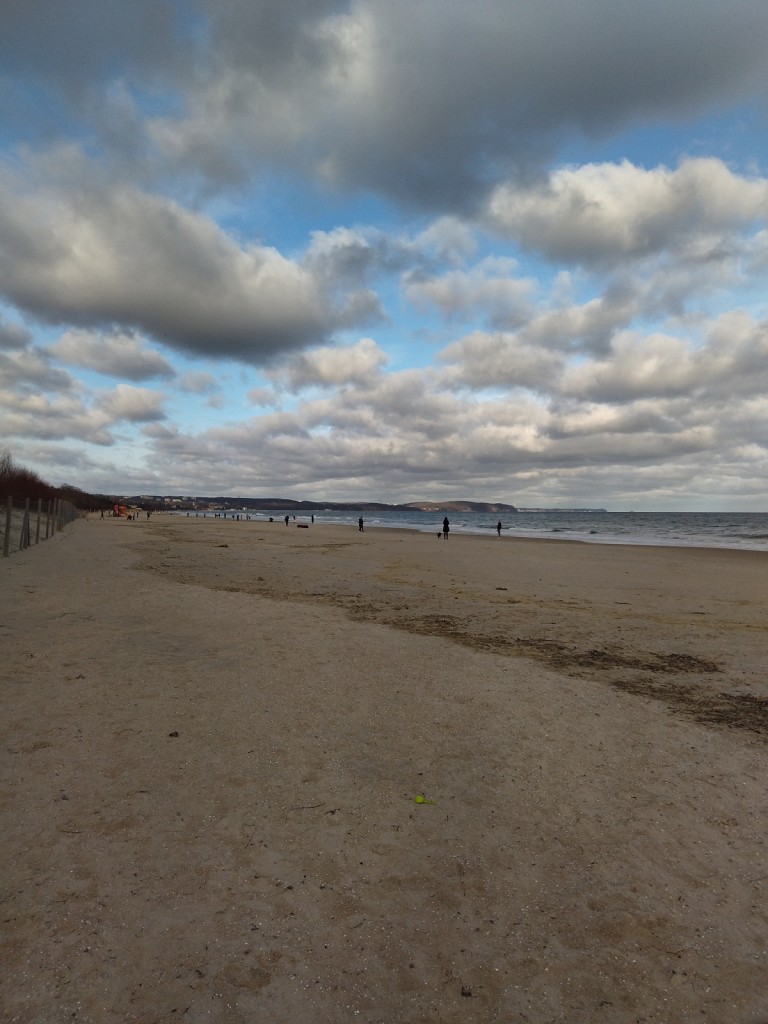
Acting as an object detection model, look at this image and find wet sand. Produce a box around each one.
[2,514,767,1022]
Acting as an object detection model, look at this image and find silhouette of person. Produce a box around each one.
[284,514,289,526]
[442,516,450,538]
[496,521,502,537]
[358,516,364,532]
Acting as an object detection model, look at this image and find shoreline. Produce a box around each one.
[2,515,767,1021]
[161,509,768,552]
[160,510,768,558]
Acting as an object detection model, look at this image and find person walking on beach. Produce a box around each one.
[442,516,450,538]
[284,514,289,526]
[358,516,364,532]
[496,520,502,537]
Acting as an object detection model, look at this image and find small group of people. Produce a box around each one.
[357,515,503,538]
[284,513,315,525]
[440,517,503,538]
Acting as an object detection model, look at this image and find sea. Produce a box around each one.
[181,508,768,552]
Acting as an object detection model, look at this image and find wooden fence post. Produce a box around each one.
[21,498,30,550]
[3,497,11,557]
[35,497,42,544]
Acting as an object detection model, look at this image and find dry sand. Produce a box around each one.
[2,514,767,1023]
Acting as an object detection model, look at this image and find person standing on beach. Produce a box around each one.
[442,516,450,538]
[284,514,289,526]
[496,521,502,537]
[358,516,364,532]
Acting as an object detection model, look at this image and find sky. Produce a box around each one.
[2,2,768,510]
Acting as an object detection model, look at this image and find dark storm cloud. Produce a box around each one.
[207,0,346,80]
[6,2,767,208]
[200,0,768,206]
[0,0,183,92]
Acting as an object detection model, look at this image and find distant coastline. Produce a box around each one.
[123,495,524,514]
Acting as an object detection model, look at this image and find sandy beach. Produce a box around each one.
[2,514,767,1023]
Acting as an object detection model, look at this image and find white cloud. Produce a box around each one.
[405,258,534,329]
[266,338,388,391]
[440,331,564,392]
[50,329,175,381]
[0,389,114,446]
[413,217,478,265]
[114,338,768,503]
[562,313,768,403]
[487,159,768,265]
[96,384,166,423]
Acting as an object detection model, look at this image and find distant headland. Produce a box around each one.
[124,495,522,514]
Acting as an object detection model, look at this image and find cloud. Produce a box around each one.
[179,371,220,395]
[6,3,765,207]
[0,341,74,393]
[0,1,182,93]
[0,315,32,350]
[267,338,388,391]
[4,442,123,484]
[304,226,430,327]
[562,313,768,403]
[0,389,114,446]
[138,368,551,498]
[440,331,564,392]
[487,159,768,265]
[405,258,534,329]
[0,168,370,363]
[413,218,478,265]
[247,387,281,409]
[143,3,768,206]
[108,327,768,503]
[96,384,167,423]
[3,4,768,508]
[50,329,175,381]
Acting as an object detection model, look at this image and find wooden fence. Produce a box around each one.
[1,496,79,557]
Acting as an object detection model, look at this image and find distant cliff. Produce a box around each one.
[124,494,519,513]
[405,500,518,513]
